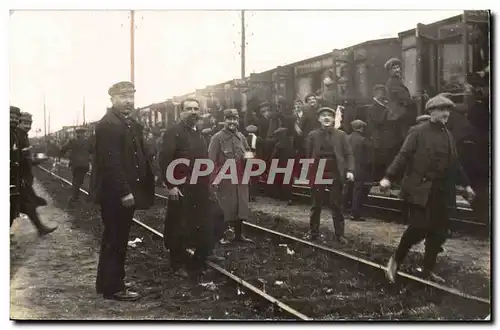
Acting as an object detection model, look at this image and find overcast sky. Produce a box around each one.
[9,10,463,136]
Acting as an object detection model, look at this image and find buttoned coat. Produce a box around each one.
[89,109,155,210]
[306,127,355,185]
[385,122,470,207]
[208,128,251,222]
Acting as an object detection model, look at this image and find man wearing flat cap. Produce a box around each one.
[380,94,476,284]
[209,108,253,244]
[344,120,372,222]
[60,127,93,207]
[384,57,414,144]
[159,98,217,280]
[305,107,354,244]
[91,81,155,301]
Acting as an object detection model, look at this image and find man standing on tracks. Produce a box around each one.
[305,107,354,244]
[380,94,476,283]
[91,81,155,301]
[15,111,57,235]
[159,98,219,280]
[208,108,253,244]
[59,127,93,207]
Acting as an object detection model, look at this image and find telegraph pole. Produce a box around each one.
[43,95,48,153]
[241,10,246,79]
[130,10,135,85]
[82,96,86,125]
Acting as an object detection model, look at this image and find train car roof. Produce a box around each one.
[398,14,462,37]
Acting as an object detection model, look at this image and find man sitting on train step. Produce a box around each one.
[380,94,476,284]
[305,107,354,244]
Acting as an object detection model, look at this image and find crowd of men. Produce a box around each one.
[11,56,487,302]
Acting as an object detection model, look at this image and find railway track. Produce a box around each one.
[53,158,486,234]
[36,164,491,320]
[258,180,487,235]
[36,165,309,320]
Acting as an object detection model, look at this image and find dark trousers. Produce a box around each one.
[71,166,89,201]
[96,201,135,295]
[11,194,20,226]
[350,181,370,218]
[310,180,345,238]
[19,187,45,232]
[163,186,213,274]
[394,182,448,272]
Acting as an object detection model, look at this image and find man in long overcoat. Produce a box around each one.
[159,98,217,280]
[91,81,155,301]
[381,95,476,283]
[208,109,253,243]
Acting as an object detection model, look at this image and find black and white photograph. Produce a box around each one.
[8,6,492,321]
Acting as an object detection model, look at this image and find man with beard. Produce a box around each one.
[59,127,93,207]
[159,98,216,280]
[306,107,354,244]
[385,58,414,142]
[91,81,155,301]
[208,109,253,244]
[16,112,57,235]
[10,106,22,228]
[381,95,475,283]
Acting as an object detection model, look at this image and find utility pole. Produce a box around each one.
[130,10,135,85]
[43,94,48,154]
[82,96,86,125]
[241,10,246,79]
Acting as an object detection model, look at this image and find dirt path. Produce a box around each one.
[9,181,166,320]
[250,196,490,278]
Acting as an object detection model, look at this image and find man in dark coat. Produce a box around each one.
[10,106,22,227]
[345,120,372,221]
[159,98,217,280]
[365,84,396,181]
[59,127,93,206]
[91,81,155,301]
[301,93,321,139]
[16,112,56,235]
[306,107,355,244]
[381,95,475,283]
[385,58,415,147]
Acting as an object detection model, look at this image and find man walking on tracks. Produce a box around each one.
[159,98,218,280]
[380,95,476,283]
[91,81,155,301]
[305,107,354,244]
[16,111,57,235]
[59,127,93,207]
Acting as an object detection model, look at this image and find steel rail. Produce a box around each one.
[150,190,490,306]
[53,158,480,227]
[36,165,310,321]
[41,163,491,304]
